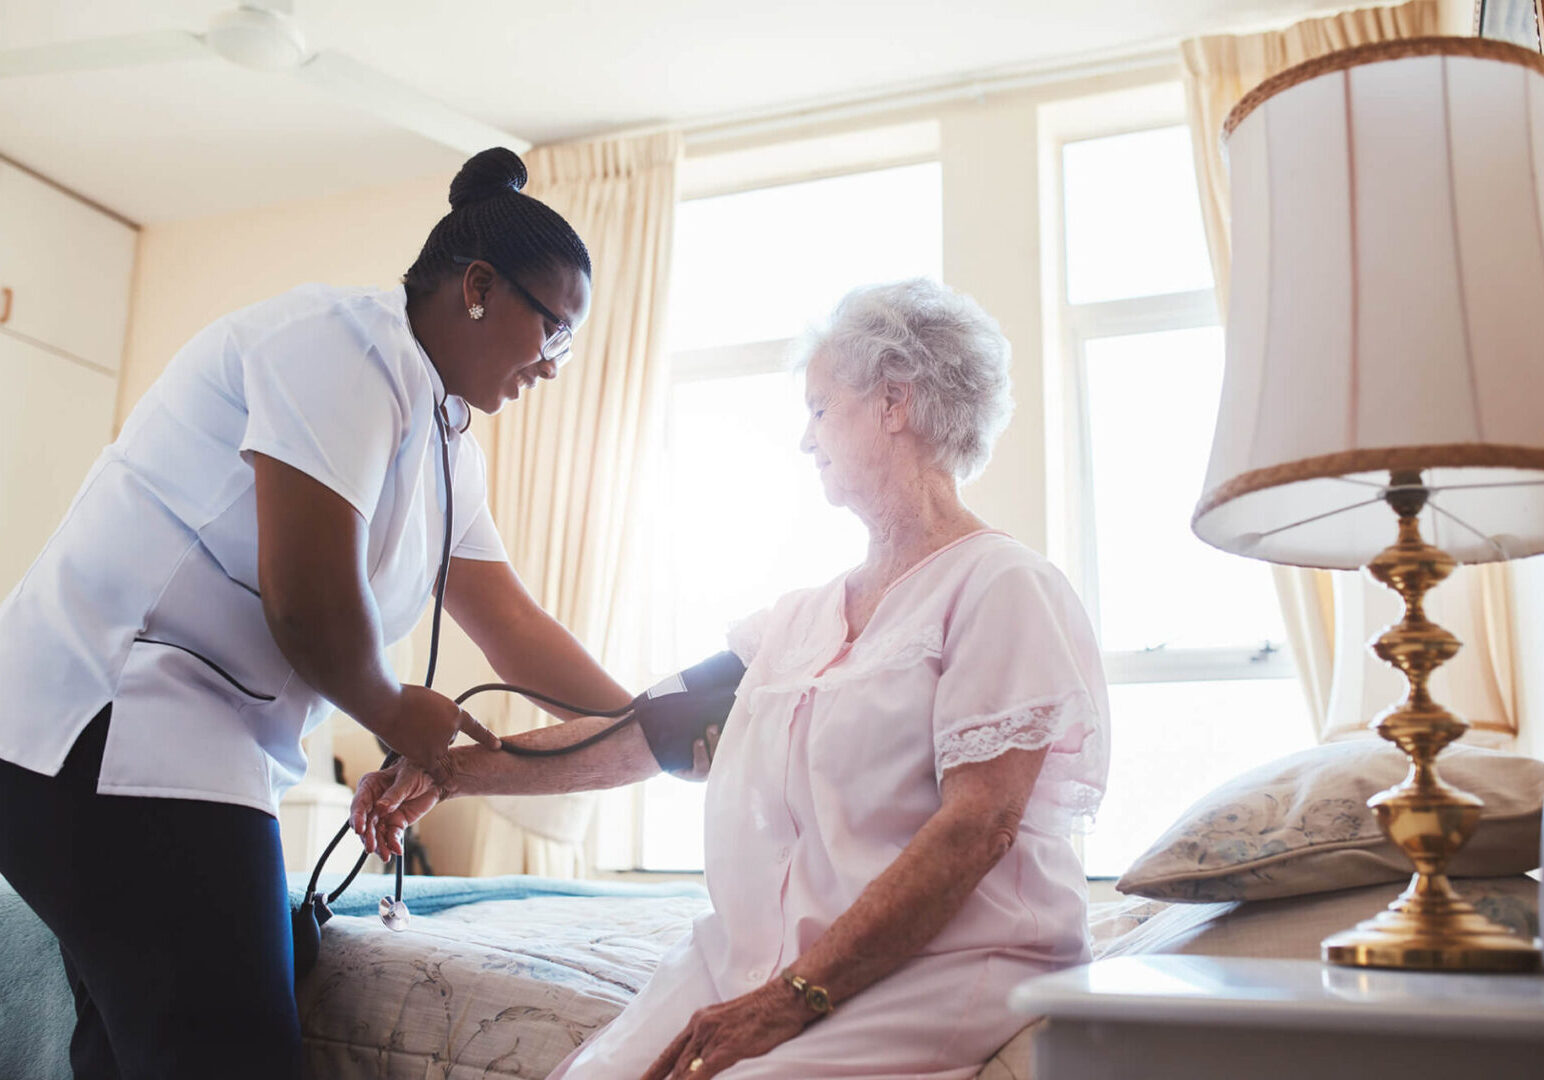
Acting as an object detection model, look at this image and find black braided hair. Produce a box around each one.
[404,147,591,297]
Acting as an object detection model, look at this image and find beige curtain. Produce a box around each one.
[1180,1,1441,314]
[1180,0,1520,746]
[1181,1,1412,739]
[450,131,682,875]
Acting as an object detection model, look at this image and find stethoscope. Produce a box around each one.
[291,396,648,975]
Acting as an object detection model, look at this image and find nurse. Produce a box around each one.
[0,147,631,1079]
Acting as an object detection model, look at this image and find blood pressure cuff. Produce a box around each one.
[633,650,746,772]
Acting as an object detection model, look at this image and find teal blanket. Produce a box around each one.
[1,871,703,1079]
[0,872,73,1080]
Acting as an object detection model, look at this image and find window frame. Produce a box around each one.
[1041,93,1295,691]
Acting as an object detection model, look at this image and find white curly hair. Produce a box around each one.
[799,278,1014,483]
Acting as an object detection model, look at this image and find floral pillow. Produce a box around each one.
[1116,741,1544,902]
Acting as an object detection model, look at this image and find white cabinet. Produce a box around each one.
[0,160,136,598]
[0,335,118,594]
[0,162,137,372]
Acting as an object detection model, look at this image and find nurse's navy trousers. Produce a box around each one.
[0,707,303,1079]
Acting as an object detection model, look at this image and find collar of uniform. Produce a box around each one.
[387,284,471,434]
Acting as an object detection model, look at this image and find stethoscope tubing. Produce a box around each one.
[303,401,641,912]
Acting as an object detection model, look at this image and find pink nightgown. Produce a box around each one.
[551,530,1110,1079]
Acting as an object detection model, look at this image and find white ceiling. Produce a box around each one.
[1,1,1355,224]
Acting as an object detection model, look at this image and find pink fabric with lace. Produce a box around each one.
[550,531,1110,1079]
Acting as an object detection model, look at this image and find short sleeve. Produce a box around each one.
[932,557,1110,829]
[448,433,508,562]
[453,501,509,562]
[237,312,407,520]
[726,606,773,666]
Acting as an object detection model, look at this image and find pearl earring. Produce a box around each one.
[468,304,485,320]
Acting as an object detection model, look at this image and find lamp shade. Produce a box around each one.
[1194,38,1544,570]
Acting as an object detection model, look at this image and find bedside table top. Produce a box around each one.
[1009,956,1544,1039]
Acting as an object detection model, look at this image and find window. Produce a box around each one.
[615,161,944,872]
[1044,109,1314,878]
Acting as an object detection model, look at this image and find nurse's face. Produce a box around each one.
[458,261,592,413]
[799,350,893,509]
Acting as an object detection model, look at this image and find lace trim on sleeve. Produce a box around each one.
[935,689,1093,772]
[935,689,1107,833]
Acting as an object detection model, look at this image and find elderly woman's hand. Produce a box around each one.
[350,759,450,858]
[640,981,810,1079]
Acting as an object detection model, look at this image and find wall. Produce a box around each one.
[938,95,1047,550]
[117,173,446,424]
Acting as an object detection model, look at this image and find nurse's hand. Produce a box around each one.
[377,685,502,772]
[668,724,721,783]
[351,760,442,858]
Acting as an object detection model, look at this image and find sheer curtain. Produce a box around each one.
[417,132,683,876]
[1178,0,1519,748]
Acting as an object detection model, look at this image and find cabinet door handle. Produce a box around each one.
[0,287,11,325]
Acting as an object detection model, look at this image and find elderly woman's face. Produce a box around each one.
[800,350,889,508]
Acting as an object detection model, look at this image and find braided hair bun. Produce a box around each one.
[448,147,529,210]
[405,146,591,294]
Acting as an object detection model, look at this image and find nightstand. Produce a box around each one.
[1009,955,1544,1080]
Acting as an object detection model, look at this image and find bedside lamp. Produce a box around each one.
[1194,37,1544,972]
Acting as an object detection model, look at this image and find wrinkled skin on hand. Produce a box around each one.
[350,759,446,857]
[641,981,811,1080]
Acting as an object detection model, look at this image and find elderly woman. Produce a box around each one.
[353,277,1110,1079]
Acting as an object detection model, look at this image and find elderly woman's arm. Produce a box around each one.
[351,721,656,857]
[643,745,1049,1080]
[351,718,722,857]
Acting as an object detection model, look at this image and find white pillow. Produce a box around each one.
[1116,741,1543,902]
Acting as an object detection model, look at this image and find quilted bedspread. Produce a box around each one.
[295,873,1060,1080]
[300,890,710,1078]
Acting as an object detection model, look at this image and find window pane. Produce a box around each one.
[1062,126,1213,304]
[1082,679,1313,878]
[640,369,867,871]
[656,371,869,669]
[667,163,942,352]
[1084,326,1285,652]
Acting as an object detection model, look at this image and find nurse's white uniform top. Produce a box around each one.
[0,283,507,816]
[551,531,1110,1079]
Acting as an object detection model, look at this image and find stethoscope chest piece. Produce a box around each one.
[378,895,412,932]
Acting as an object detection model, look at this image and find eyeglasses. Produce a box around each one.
[452,256,573,366]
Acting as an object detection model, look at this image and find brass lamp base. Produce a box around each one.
[1320,471,1541,973]
[1322,876,1542,972]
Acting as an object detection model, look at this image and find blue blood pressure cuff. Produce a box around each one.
[633,650,746,772]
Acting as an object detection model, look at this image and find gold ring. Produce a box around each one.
[689,1058,704,1073]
